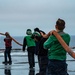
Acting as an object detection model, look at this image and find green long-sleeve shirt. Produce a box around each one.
[23,35,35,51]
[44,31,70,60]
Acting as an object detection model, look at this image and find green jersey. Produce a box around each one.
[24,35,35,47]
[44,32,70,60]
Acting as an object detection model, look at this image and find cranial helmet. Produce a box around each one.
[33,31,41,37]
[26,29,32,35]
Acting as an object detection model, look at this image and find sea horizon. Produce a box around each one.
[0,35,75,49]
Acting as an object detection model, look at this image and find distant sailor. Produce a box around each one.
[2,32,12,65]
[41,18,70,75]
[22,29,36,69]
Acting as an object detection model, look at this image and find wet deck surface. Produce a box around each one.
[0,51,75,75]
[0,51,39,75]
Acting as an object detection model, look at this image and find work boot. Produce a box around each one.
[7,61,12,65]
[2,61,7,65]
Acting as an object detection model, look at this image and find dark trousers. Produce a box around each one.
[38,55,48,75]
[27,47,35,68]
[46,59,68,75]
[4,47,12,62]
[29,69,35,75]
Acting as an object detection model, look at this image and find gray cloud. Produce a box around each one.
[0,0,75,36]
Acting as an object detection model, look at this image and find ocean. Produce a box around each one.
[0,35,75,49]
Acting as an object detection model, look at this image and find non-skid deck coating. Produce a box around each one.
[0,50,75,75]
[0,51,39,75]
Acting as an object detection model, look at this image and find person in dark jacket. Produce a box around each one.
[22,29,36,69]
[2,32,12,65]
[34,27,43,55]
[32,31,48,75]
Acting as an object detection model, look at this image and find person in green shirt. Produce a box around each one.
[41,18,70,75]
[22,29,36,69]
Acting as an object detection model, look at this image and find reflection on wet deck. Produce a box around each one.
[0,51,75,75]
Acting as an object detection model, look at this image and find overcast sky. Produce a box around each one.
[0,0,75,36]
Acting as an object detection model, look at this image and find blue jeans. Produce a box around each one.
[4,47,12,62]
[46,59,68,75]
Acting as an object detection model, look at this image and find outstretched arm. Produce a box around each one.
[0,32,23,46]
[9,35,23,46]
[40,30,54,38]
[0,33,5,35]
